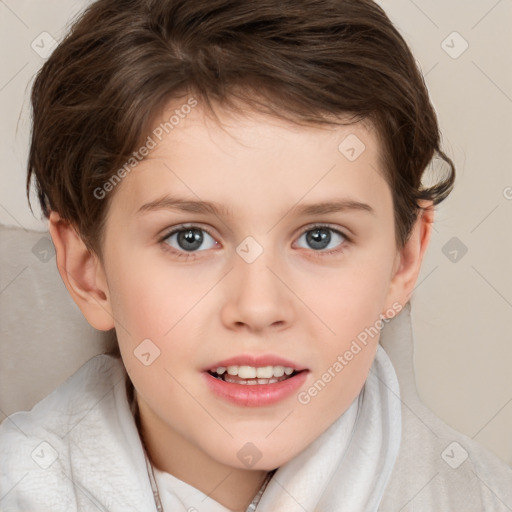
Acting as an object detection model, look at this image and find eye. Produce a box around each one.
[296,225,347,251]
[162,226,218,253]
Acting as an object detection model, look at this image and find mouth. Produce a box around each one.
[203,356,309,407]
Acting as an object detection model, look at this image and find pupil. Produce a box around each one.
[178,229,203,251]
[307,228,330,250]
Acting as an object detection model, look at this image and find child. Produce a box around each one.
[1,0,511,510]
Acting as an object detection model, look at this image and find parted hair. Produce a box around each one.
[27,0,455,255]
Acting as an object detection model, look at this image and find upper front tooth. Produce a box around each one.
[238,366,257,379]
[256,366,273,379]
[222,365,295,378]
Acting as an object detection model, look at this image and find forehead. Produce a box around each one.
[109,100,391,222]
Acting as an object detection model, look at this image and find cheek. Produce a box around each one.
[106,249,209,339]
[291,250,395,409]
[105,251,220,396]
[297,255,394,340]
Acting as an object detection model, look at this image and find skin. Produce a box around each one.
[49,100,433,511]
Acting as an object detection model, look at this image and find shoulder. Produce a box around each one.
[379,306,512,511]
[381,392,512,511]
[0,354,124,442]
[0,355,127,511]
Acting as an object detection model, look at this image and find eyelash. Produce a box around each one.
[159,225,218,261]
[158,223,351,261]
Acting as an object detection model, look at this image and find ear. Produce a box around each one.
[48,211,115,331]
[382,200,435,315]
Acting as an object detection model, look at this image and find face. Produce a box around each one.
[99,100,401,472]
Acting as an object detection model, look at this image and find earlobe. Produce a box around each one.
[48,211,115,331]
[382,201,435,315]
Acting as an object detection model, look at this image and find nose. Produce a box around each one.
[219,248,295,334]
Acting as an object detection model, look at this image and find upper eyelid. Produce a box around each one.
[300,223,348,236]
[160,223,216,240]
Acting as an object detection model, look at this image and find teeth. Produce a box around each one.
[221,365,295,378]
[256,366,273,379]
[238,366,257,379]
[227,366,239,376]
[224,376,281,385]
[273,366,285,377]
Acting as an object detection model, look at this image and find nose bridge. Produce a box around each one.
[220,239,294,331]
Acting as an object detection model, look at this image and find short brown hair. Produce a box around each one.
[27,0,455,255]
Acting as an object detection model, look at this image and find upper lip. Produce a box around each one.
[205,355,307,372]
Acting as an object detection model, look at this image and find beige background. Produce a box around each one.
[0,0,511,465]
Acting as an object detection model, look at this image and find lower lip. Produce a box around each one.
[203,371,308,407]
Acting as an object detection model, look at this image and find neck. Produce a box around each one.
[136,397,269,512]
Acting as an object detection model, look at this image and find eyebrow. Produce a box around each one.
[136,195,375,217]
